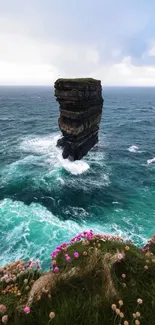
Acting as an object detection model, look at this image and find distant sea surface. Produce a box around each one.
[0,86,155,269]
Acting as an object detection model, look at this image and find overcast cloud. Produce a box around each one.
[0,0,155,85]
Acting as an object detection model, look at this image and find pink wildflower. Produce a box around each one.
[137,298,143,305]
[65,254,71,262]
[49,312,55,319]
[1,315,8,324]
[23,306,30,314]
[61,242,67,248]
[116,309,120,315]
[54,267,59,273]
[74,252,79,258]
[0,305,6,314]
[111,304,117,311]
[124,321,129,325]
[51,252,57,259]
[117,253,124,261]
[122,274,126,279]
[144,265,148,270]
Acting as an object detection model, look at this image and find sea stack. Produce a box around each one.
[54,78,103,161]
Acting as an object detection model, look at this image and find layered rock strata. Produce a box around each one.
[54,78,103,160]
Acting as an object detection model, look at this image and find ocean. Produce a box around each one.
[0,86,155,270]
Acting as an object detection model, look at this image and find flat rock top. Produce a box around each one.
[55,78,100,84]
[55,78,102,90]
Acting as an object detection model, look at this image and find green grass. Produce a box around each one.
[1,238,155,324]
[55,78,101,84]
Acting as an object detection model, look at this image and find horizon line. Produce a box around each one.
[1,84,155,88]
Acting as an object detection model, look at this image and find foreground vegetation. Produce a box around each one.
[0,231,155,325]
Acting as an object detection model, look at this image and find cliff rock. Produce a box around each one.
[54,78,103,160]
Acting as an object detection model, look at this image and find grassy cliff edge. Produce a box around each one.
[0,231,155,325]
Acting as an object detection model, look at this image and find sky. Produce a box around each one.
[0,0,155,86]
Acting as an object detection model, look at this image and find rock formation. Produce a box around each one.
[54,78,103,161]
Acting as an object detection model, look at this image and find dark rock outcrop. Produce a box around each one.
[54,78,103,160]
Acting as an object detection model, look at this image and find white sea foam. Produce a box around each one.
[0,198,83,267]
[85,173,110,187]
[20,134,59,155]
[57,177,65,185]
[58,154,90,175]
[0,198,150,268]
[20,134,90,175]
[0,198,119,267]
[147,157,155,165]
[128,145,139,153]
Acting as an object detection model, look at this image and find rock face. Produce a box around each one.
[54,78,103,160]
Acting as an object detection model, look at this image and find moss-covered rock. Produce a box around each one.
[55,78,101,86]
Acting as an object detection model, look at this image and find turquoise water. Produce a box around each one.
[0,86,155,269]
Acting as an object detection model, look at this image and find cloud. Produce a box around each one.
[0,0,155,85]
[99,57,155,86]
[0,62,56,85]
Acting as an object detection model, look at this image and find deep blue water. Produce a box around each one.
[0,86,155,269]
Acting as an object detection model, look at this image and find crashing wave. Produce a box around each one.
[20,134,90,175]
[147,157,155,165]
[58,155,90,175]
[128,145,139,153]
